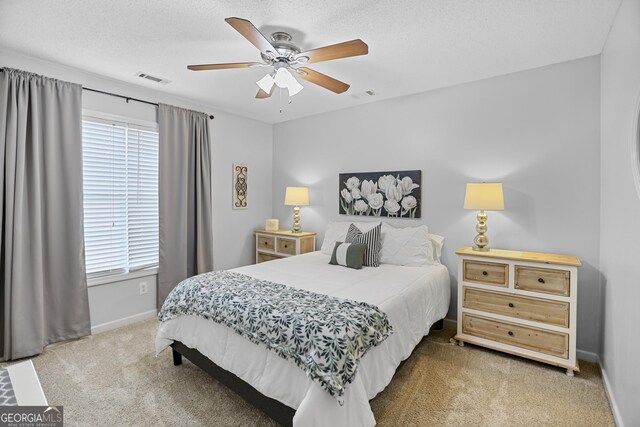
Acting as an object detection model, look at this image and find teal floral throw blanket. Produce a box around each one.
[158,271,393,402]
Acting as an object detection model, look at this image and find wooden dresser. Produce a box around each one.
[454,247,581,376]
[254,229,316,263]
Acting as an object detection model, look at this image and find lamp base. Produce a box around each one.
[291,206,301,233]
[472,210,490,251]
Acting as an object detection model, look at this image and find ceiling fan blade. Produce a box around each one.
[255,86,275,99]
[225,17,276,55]
[295,39,368,64]
[296,67,350,94]
[187,62,260,71]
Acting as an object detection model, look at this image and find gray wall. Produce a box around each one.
[600,0,640,425]
[273,56,602,355]
[0,48,273,330]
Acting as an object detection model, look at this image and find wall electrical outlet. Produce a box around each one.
[139,281,148,295]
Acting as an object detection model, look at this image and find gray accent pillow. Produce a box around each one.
[329,242,367,270]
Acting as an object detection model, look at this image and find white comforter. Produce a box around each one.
[156,251,450,426]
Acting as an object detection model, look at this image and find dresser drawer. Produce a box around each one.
[463,260,508,287]
[515,266,570,297]
[277,237,296,255]
[257,235,275,251]
[463,287,569,328]
[462,313,569,358]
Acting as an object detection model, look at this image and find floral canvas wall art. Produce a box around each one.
[338,170,422,218]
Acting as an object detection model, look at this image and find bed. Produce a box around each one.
[156,250,450,426]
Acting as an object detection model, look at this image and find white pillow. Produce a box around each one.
[380,223,431,266]
[320,221,381,255]
[428,233,445,263]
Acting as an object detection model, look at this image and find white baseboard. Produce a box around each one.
[598,357,625,427]
[443,318,457,330]
[576,349,598,363]
[91,309,157,335]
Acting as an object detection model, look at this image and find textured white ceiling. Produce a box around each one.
[0,0,621,123]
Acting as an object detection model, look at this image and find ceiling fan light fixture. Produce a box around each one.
[274,68,292,88]
[287,76,304,96]
[256,74,275,93]
[274,68,304,96]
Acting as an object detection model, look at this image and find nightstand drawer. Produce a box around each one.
[463,287,569,327]
[277,237,296,255]
[257,252,283,263]
[257,235,275,251]
[462,313,569,359]
[515,266,570,297]
[463,260,508,286]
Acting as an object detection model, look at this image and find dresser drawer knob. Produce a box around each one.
[538,277,545,284]
[264,242,268,245]
[482,271,488,276]
[508,331,514,336]
[284,244,288,248]
[508,303,514,308]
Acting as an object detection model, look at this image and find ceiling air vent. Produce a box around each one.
[136,72,171,85]
[350,90,376,100]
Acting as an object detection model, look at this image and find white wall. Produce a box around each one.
[600,0,640,425]
[212,113,273,271]
[0,49,273,331]
[273,56,602,354]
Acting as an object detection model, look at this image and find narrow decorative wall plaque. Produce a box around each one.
[233,163,248,209]
[339,170,422,218]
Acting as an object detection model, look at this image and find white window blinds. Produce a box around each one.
[126,128,159,270]
[82,119,159,278]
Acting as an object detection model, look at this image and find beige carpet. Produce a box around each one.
[8,319,614,426]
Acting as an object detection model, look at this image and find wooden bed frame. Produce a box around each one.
[170,318,444,426]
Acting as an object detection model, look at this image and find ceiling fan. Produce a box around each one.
[187,17,368,99]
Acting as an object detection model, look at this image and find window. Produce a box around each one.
[82,117,159,278]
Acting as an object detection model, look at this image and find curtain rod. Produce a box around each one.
[83,87,214,119]
[0,68,214,120]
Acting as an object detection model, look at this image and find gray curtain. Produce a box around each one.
[158,103,213,307]
[0,68,90,361]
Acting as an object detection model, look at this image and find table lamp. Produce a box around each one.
[463,182,504,251]
[284,187,309,233]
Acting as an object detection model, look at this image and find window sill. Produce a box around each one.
[87,267,159,287]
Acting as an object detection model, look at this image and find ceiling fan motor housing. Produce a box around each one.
[261,32,301,62]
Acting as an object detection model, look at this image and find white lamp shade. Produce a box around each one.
[287,77,304,96]
[274,68,304,96]
[464,183,504,210]
[256,74,275,93]
[284,187,309,206]
[274,68,292,88]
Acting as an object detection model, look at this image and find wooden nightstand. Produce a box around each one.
[454,247,581,376]
[254,230,316,263]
